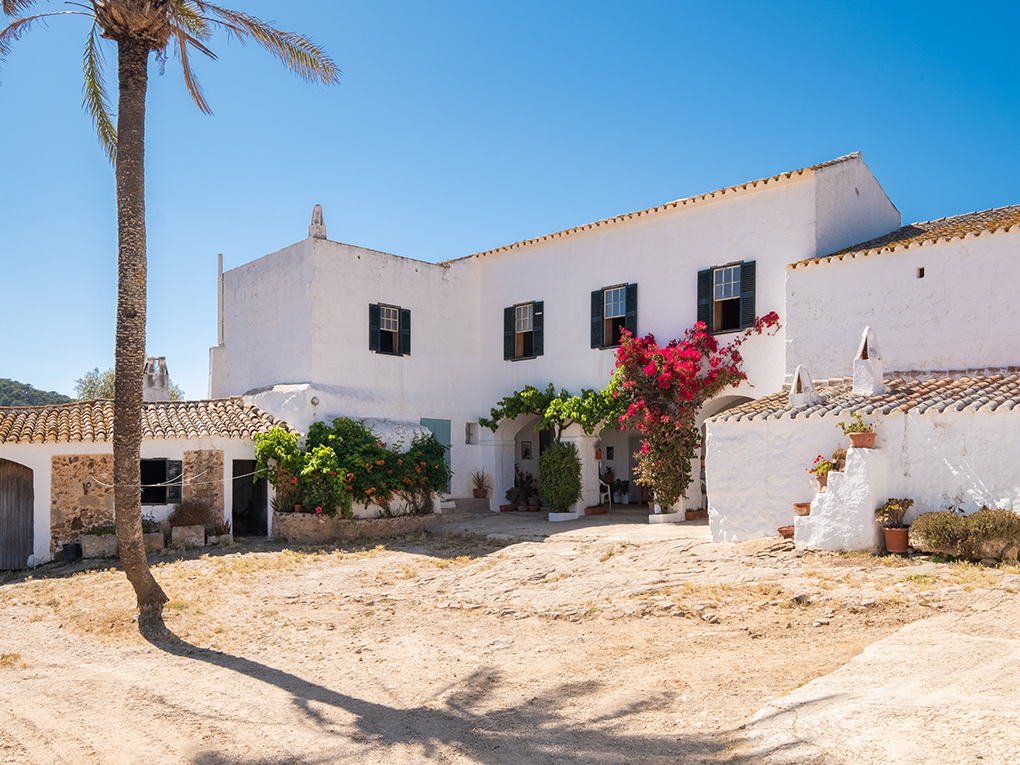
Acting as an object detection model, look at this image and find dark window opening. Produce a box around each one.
[140,459,181,505]
[380,329,396,354]
[715,298,741,332]
[516,331,534,358]
[605,316,626,347]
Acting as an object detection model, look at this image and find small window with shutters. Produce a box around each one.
[369,303,411,356]
[140,459,183,505]
[696,261,756,334]
[590,283,637,349]
[503,301,543,360]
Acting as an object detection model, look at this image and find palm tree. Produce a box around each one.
[1,1,338,610]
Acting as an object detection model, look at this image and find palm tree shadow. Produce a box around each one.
[139,611,816,764]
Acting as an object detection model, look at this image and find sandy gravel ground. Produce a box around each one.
[1,516,1017,764]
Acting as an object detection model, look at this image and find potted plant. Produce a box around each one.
[611,478,630,504]
[876,497,914,553]
[470,470,492,499]
[807,455,834,492]
[838,412,876,449]
[538,441,582,519]
[831,447,848,473]
[594,440,603,462]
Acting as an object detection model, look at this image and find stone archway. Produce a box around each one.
[0,458,34,569]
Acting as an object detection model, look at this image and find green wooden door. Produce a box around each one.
[419,418,452,493]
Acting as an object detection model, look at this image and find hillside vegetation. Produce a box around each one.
[0,379,73,407]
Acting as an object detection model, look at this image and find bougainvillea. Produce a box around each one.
[614,313,780,505]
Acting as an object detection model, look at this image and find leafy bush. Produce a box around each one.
[537,442,581,511]
[911,507,1020,559]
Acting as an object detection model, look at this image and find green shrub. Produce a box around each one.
[537,441,581,512]
[911,507,1020,559]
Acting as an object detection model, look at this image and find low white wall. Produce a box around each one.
[707,406,1020,543]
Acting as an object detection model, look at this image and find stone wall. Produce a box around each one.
[50,454,115,553]
[272,511,444,545]
[183,449,223,515]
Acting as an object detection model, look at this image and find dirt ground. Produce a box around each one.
[1,519,1017,764]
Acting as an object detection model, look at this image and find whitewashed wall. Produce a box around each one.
[786,230,1020,380]
[707,407,1020,544]
[212,154,901,502]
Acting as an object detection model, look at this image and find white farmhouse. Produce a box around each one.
[208,153,902,515]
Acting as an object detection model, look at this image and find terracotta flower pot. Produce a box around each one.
[884,526,910,554]
[816,474,828,492]
[849,432,876,449]
[778,525,795,539]
[499,504,516,512]
[595,450,603,461]
[293,504,303,513]
[528,496,541,508]
[472,488,488,499]
[793,502,812,516]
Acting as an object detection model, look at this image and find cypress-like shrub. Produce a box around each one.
[537,441,582,512]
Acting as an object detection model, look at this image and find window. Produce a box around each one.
[140,459,182,505]
[697,261,755,334]
[503,301,544,360]
[369,303,411,355]
[591,283,637,348]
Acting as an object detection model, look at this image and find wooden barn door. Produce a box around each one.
[0,458,34,569]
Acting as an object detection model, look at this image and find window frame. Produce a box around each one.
[369,303,411,356]
[591,283,637,349]
[140,458,183,506]
[697,261,756,335]
[503,300,544,361]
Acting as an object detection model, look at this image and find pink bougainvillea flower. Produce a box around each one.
[316,506,323,514]
[291,477,298,484]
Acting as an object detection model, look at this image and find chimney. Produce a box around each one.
[309,204,327,239]
[852,326,885,396]
[788,365,821,407]
[143,357,170,402]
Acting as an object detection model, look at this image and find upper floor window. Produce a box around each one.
[504,301,544,360]
[369,303,411,355]
[697,261,756,334]
[591,283,637,348]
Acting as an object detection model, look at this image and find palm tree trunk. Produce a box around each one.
[113,36,167,611]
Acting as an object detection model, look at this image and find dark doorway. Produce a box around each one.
[0,458,34,569]
[232,460,267,536]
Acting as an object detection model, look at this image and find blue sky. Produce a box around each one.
[2,1,1018,400]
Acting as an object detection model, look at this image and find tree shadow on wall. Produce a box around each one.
[138,612,825,765]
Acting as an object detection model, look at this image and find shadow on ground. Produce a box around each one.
[138,611,823,765]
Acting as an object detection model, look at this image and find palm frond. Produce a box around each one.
[2,0,39,18]
[195,2,339,85]
[82,20,116,162]
[168,0,211,42]
[171,23,211,114]
[1,11,81,61]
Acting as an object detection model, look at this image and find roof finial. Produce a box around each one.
[852,326,885,396]
[309,204,327,239]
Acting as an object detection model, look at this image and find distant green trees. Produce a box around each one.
[0,378,73,407]
[74,367,183,401]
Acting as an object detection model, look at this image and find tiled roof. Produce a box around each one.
[0,398,293,444]
[710,370,1020,423]
[440,153,863,264]
[790,205,1020,268]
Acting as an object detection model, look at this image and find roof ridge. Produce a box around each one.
[441,153,863,265]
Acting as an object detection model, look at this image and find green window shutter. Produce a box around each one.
[399,308,411,355]
[166,460,183,504]
[697,269,712,331]
[504,306,515,360]
[532,300,544,357]
[590,290,603,348]
[368,303,381,351]
[624,284,637,338]
[419,418,452,494]
[739,261,756,329]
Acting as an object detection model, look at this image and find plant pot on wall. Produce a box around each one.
[849,432,876,449]
[793,503,812,517]
[473,488,488,499]
[884,526,910,554]
[816,475,828,492]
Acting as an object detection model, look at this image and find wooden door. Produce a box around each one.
[0,458,34,569]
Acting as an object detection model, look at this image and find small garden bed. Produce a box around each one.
[272,511,444,544]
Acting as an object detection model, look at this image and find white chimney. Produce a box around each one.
[852,326,885,396]
[309,204,327,239]
[143,357,170,402]
[788,365,821,407]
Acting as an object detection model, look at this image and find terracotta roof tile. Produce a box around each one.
[710,370,1020,423]
[442,153,863,264]
[0,398,293,445]
[791,205,1020,268]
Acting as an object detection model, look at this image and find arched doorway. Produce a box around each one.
[0,458,34,569]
